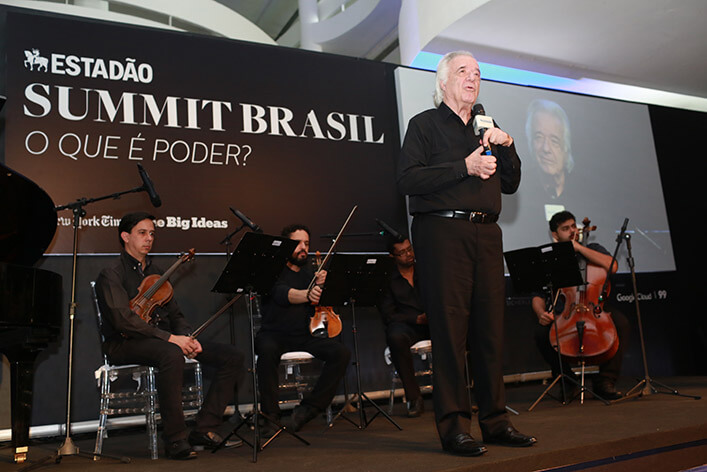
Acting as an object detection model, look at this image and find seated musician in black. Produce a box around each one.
[378,236,430,417]
[531,211,630,400]
[95,212,244,460]
[255,224,350,432]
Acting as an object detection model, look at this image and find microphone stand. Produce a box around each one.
[617,226,700,402]
[27,184,152,470]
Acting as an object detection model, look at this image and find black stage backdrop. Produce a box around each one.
[3,10,405,254]
[1,6,706,432]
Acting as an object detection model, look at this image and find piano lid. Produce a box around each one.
[0,163,58,266]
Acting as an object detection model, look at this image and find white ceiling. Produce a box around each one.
[426,0,707,99]
[219,0,707,102]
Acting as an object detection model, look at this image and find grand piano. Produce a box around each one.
[0,162,63,463]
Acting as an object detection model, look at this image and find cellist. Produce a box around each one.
[531,210,630,400]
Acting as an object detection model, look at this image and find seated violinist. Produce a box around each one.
[255,224,350,432]
[531,211,630,400]
[95,212,245,460]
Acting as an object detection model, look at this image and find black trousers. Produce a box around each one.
[254,331,350,416]
[386,321,430,401]
[412,214,510,443]
[105,338,244,443]
[534,307,630,382]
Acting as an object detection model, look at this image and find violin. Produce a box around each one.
[309,251,343,338]
[306,205,357,338]
[130,248,195,324]
[550,218,619,365]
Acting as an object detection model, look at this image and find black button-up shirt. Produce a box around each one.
[378,267,424,326]
[397,102,521,215]
[95,251,191,342]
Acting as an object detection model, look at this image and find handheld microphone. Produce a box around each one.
[375,219,404,242]
[472,103,495,155]
[137,164,162,208]
[230,207,263,233]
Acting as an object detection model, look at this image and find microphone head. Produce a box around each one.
[472,103,486,116]
[375,218,404,242]
[472,114,494,136]
[137,164,162,208]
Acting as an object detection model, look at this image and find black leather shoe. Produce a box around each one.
[291,404,321,432]
[188,430,243,450]
[483,426,537,447]
[593,379,623,400]
[165,439,197,460]
[442,433,488,456]
[406,397,424,418]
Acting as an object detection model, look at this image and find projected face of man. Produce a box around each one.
[531,110,568,177]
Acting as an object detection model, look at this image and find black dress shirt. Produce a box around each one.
[95,251,192,342]
[397,102,521,214]
[378,268,424,326]
[260,265,314,336]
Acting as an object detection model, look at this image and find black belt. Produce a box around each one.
[426,210,499,224]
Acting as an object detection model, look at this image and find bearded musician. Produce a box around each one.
[95,212,244,460]
[531,211,630,400]
[254,224,351,433]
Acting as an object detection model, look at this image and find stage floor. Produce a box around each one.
[3,377,706,472]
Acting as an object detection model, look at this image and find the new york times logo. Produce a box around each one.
[23,48,153,83]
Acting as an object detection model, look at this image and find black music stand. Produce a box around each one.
[321,254,401,431]
[210,232,308,463]
[504,242,610,410]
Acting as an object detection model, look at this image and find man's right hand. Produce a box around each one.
[307,285,323,305]
[465,145,497,179]
[168,334,202,357]
[538,311,554,326]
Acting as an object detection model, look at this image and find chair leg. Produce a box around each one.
[325,405,333,424]
[194,362,204,408]
[388,370,397,415]
[94,371,110,458]
[145,368,159,460]
[294,364,305,402]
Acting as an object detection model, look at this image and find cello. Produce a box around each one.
[550,218,619,365]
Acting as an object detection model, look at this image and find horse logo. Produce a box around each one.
[23,49,49,72]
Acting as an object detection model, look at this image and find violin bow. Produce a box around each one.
[190,293,243,338]
[306,204,358,293]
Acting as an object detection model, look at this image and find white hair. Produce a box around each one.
[433,51,476,107]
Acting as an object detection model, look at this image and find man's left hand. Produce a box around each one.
[315,270,327,286]
[482,128,513,148]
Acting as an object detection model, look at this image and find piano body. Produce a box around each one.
[0,162,62,463]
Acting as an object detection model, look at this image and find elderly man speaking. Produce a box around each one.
[397,51,535,457]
